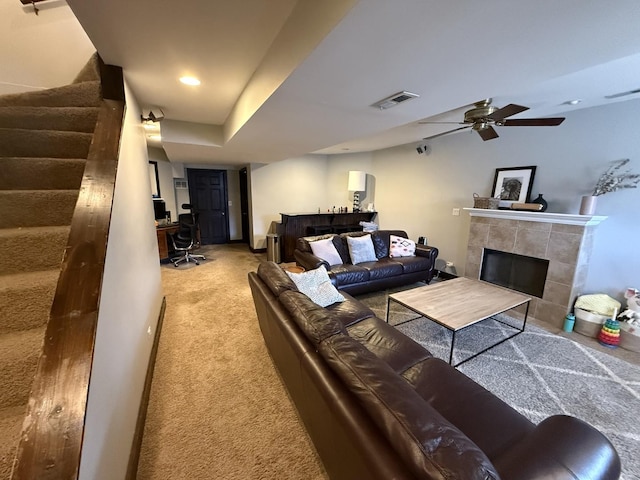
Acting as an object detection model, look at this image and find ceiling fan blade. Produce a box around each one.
[477,125,499,141]
[422,125,471,140]
[486,104,529,121]
[502,117,565,126]
[418,121,467,125]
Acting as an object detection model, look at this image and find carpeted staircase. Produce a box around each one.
[0,56,101,479]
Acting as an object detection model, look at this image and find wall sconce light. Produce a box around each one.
[348,171,366,212]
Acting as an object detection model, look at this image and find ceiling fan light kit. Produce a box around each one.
[420,98,565,142]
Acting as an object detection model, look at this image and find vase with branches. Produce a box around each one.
[592,159,640,196]
[581,159,640,215]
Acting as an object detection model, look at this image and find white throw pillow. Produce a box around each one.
[286,265,345,307]
[389,234,416,258]
[309,238,343,266]
[346,234,377,264]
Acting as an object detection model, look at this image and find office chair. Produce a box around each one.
[169,204,206,267]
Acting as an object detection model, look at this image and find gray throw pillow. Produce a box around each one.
[347,234,377,264]
[286,265,345,307]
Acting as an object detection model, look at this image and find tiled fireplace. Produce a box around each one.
[464,208,607,329]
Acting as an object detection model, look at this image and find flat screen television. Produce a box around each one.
[153,198,167,220]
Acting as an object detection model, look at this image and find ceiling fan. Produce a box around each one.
[419,99,565,141]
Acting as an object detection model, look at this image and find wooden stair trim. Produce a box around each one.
[11,60,125,479]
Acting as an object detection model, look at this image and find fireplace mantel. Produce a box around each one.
[463,208,607,226]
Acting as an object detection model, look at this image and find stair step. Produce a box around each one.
[0,326,45,409]
[0,80,102,108]
[0,190,78,228]
[0,270,58,335]
[0,106,99,133]
[0,128,93,158]
[0,404,26,480]
[0,158,86,190]
[73,53,101,84]
[0,226,69,275]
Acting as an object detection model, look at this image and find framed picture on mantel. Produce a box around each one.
[491,166,536,208]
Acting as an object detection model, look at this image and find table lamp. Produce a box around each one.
[348,171,366,212]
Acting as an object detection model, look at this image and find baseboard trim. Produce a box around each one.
[251,247,267,254]
[126,296,166,480]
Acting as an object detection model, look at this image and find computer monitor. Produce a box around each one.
[153,198,167,220]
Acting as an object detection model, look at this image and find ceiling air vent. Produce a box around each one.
[371,91,420,110]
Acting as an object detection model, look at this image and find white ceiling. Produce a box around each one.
[66,0,640,165]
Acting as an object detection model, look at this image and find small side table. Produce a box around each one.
[283,265,305,274]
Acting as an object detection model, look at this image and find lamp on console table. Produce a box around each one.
[348,171,366,212]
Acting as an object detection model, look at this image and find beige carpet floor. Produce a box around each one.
[137,244,327,480]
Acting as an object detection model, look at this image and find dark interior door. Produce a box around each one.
[187,169,228,244]
[239,167,249,243]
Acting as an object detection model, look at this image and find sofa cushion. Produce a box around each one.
[329,264,370,287]
[361,258,404,280]
[347,234,377,264]
[280,290,345,345]
[371,230,409,258]
[326,291,376,328]
[319,334,501,480]
[393,255,433,274]
[346,317,432,373]
[286,265,345,307]
[403,357,534,462]
[309,237,343,266]
[389,234,416,257]
[257,261,297,296]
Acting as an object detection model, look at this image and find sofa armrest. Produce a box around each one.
[493,415,621,480]
[294,249,329,271]
[415,244,438,262]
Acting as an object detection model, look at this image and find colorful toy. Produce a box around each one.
[598,316,620,348]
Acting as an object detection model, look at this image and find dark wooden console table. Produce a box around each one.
[278,211,377,262]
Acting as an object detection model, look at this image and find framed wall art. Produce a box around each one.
[491,166,536,208]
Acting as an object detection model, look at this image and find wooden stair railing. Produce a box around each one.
[11,58,125,480]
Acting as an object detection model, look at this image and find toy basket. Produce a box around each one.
[473,193,500,209]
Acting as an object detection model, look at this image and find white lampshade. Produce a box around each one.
[347,171,366,191]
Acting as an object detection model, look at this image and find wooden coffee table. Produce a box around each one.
[386,277,531,367]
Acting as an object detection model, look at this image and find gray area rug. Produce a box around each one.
[357,288,640,480]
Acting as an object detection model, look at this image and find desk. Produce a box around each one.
[156,224,180,260]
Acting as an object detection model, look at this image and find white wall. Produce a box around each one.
[0,2,95,95]
[250,155,329,249]
[372,99,640,299]
[79,82,164,480]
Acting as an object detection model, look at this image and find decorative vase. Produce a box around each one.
[532,193,548,212]
[579,195,597,215]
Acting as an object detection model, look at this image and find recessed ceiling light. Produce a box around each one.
[563,99,582,105]
[180,76,201,86]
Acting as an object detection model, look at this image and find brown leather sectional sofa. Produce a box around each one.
[294,230,438,295]
[248,261,621,480]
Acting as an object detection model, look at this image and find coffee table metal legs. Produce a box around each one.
[387,295,530,367]
[451,301,530,367]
